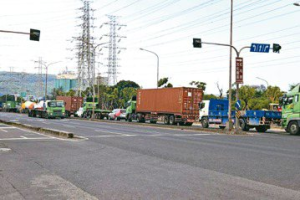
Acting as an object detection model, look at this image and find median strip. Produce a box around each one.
[0,119,74,139]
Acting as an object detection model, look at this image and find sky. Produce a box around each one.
[0,0,299,95]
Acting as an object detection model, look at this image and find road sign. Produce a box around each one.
[236,57,243,84]
[235,100,241,110]
[250,43,270,53]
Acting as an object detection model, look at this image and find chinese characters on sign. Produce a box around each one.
[236,57,243,84]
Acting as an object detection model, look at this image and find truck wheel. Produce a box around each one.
[128,114,132,122]
[164,116,170,125]
[255,126,267,133]
[169,115,175,125]
[219,126,226,130]
[239,119,250,131]
[137,114,145,123]
[288,121,300,135]
[185,122,193,126]
[150,119,157,124]
[201,117,209,128]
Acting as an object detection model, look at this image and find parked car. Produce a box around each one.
[108,109,126,120]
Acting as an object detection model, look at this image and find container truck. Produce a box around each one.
[81,102,111,119]
[56,96,83,117]
[126,87,203,126]
[28,100,65,119]
[199,99,282,132]
[279,84,300,135]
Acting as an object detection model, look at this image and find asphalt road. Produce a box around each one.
[0,112,300,200]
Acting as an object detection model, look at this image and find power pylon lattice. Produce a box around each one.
[102,15,126,86]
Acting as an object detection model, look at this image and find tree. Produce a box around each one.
[51,87,65,99]
[203,94,218,100]
[265,86,283,103]
[239,85,255,110]
[190,81,206,91]
[216,82,223,99]
[158,77,173,88]
[116,80,140,89]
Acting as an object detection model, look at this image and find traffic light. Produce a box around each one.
[30,29,40,41]
[193,38,202,48]
[273,43,281,53]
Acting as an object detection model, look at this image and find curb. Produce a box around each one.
[0,119,74,139]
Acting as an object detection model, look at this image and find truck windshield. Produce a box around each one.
[48,102,64,107]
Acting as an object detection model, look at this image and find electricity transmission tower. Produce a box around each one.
[73,0,95,96]
[101,15,126,86]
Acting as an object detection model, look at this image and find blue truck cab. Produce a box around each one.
[199,99,235,129]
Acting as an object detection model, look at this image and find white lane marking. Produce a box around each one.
[94,130,133,136]
[0,138,54,141]
[20,136,28,139]
[0,127,15,129]
[9,120,19,122]
[87,135,135,138]
[0,129,8,133]
[0,148,11,152]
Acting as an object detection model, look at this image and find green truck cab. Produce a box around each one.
[280,84,300,135]
[28,100,65,119]
[3,101,17,112]
[81,102,111,119]
[125,97,136,122]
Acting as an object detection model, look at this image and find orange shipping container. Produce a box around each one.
[136,87,203,121]
[56,96,83,116]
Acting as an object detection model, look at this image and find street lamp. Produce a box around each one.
[140,48,159,88]
[85,42,108,119]
[256,77,269,88]
[35,61,61,101]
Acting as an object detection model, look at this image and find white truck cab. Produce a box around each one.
[199,100,210,120]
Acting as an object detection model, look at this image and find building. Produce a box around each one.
[55,71,77,92]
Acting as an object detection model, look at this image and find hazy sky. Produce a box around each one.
[0,0,299,94]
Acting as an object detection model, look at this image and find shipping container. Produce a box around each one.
[56,96,83,117]
[127,87,203,125]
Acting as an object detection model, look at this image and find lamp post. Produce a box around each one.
[256,77,269,88]
[140,48,159,88]
[35,61,61,101]
[85,42,107,119]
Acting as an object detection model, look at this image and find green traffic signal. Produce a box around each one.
[273,43,281,53]
[193,38,202,48]
[30,29,40,41]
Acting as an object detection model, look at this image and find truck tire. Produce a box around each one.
[150,119,157,124]
[288,121,300,135]
[164,116,170,125]
[219,126,226,130]
[201,117,209,128]
[239,119,250,131]
[128,114,132,122]
[169,115,175,125]
[255,126,267,133]
[137,114,145,123]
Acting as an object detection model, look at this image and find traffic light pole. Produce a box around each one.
[201,41,250,134]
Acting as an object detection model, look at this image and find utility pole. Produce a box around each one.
[228,0,234,130]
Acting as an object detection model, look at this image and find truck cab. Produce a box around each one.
[199,99,231,129]
[280,84,300,135]
[125,96,136,122]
